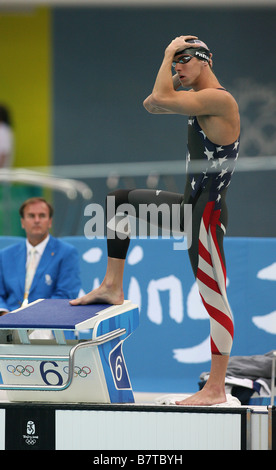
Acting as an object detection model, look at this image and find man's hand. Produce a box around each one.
[165,35,199,56]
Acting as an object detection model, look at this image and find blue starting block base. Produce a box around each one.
[0,299,139,404]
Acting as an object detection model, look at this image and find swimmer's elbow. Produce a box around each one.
[143,94,169,114]
[143,95,157,113]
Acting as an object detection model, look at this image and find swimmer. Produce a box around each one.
[71,35,240,406]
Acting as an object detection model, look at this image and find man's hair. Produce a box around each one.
[19,197,54,218]
[0,105,12,126]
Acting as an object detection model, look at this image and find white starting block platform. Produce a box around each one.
[0,299,139,404]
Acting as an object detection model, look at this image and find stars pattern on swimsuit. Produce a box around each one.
[204,148,214,161]
[186,116,240,209]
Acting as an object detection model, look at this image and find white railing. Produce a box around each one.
[0,155,274,235]
[0,168,92,200]
[0,168,93,236]
[22,155,276,179]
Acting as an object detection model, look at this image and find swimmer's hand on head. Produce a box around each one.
[165,35,200,56]
[143,34,202,114]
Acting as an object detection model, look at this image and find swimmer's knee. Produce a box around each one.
[105,189,132,210]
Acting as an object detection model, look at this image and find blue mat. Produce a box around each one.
[0,299,112,330]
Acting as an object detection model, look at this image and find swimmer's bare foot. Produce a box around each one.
[175,386,226,406]
[70,256,125,306]
[176,355,229,406]
[69,285,124,306]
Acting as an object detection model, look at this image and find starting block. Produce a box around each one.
[0,299,139,404]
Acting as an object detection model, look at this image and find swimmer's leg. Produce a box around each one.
[177,198,233,406]
[70,188,184,305]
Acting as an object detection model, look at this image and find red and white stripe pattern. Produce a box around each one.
[196,201,234,355]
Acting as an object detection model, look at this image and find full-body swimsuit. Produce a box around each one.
[106,101,239,356]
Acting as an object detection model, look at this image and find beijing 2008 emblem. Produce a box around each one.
[23,420,39,446]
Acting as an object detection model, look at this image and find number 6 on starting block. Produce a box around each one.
[0,299,139,404]
[110,342,131,390]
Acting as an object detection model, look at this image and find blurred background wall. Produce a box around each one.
[0,1,275,236]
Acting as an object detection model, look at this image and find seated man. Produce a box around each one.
[0,197,81,315]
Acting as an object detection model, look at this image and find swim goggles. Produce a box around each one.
[172,47,211,67]
[172,54,193,67]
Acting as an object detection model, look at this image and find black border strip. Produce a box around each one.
[240,409,250,450]
[272,406,276,450]
[0,401,249,414]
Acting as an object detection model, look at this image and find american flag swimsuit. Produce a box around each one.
[185,114,240,355]
[106,101,239,357]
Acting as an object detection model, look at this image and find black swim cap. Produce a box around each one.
[174,39,211,63]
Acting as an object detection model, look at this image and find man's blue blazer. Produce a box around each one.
[0,235,81,312]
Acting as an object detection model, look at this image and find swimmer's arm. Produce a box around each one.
[149,87,235,117]
[144,36,197,114]
[144,37,229,117]
[143,75,182,114]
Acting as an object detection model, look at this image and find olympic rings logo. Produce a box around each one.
[7,364,34,377]
[25,438,37,446]
[6,363,91,380]
[63,365,91,378]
